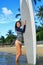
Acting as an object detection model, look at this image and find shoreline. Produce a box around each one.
[0,45,43,56]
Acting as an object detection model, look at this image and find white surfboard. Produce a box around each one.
[20,0,36,65]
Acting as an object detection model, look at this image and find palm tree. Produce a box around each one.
[36,6,43,25]
[0,36,6,45]
[6,30,17,45]
[15,8,21,21]
[6,30,14,35]
[15,0,41,18]
[36,26,43,41]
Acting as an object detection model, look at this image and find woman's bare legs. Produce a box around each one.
[15,40,22,62]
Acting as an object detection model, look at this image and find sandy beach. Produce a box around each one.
[0,45,43,56]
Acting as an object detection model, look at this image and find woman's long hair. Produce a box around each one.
[15,21,22,31]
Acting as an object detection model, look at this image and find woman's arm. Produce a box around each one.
[15,25,26,33]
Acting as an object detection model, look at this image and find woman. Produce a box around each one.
[15,20,26,62]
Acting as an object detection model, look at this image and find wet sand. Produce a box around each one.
[0,52,27,65]
[0,52,43,65]
[0,45,43,65]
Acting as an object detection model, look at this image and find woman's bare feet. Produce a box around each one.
[16,61,20,65]
[16,58,19,62]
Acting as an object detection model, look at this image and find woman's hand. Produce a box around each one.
[24,20,26,25]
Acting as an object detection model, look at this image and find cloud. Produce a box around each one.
[0,7,20,24]
[2,7,13,15]
[0,16,10,24]
[0,14,20,24]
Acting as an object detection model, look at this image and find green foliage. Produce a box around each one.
[6,34,17,45]
[36,6,43,21]
[36,26,43,41]
[36,32,40,41]
[0,30,17,46]
[6,30,17,45]
[0,36,6,45]
[39,30,43,41]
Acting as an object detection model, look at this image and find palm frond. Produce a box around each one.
[15,14,21,18]
[33,0,41,4]
[18,8,20,11]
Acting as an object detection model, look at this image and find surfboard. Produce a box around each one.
[20,0,36,64]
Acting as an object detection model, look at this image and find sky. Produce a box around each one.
[0,0,43,38]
